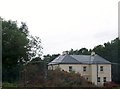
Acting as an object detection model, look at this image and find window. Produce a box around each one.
[69,66,72,72]
[97,77,100,82]
[100,66,103,71]
[83,66,87,71]
[103,77,106,82]
[86,77,88,80]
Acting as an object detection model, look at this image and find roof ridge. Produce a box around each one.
[69,55,82,63]
[70,54,90,56]
[48,54,111,65]
[61,55,67,62]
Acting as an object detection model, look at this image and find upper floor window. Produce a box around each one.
[103,77,106,82]
[83,66,87,72]
[69,66,72,72]
[100,66,103,71]
[97,77,100,82]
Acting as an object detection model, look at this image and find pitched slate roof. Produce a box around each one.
[48,54,111,65]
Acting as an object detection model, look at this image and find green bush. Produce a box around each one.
[2,82,17,87]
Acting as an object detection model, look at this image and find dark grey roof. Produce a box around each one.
[48,54,111,65]
[48,55,81,65]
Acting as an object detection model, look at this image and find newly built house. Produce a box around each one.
[48,52,111,86]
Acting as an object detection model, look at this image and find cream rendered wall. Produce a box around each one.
[48,65,52,70]
[48,64,111,86]
[48,64,59,70]
[91,64,97,85]
[98,64,111,85]
[59,64,92,81]
[91,64,111,86]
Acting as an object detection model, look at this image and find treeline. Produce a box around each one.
[44,38,120,84]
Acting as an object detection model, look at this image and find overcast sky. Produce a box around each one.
[0,0,119,55]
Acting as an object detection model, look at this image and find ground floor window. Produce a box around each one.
[97,77,100,82]
[100,66,103,71]
[86,77,88,80]
[103,77,106,82]
[69,66,72,72]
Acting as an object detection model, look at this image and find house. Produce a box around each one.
[48,52,112,86]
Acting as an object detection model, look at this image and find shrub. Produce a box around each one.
[2,82,17,87]
[104,81,119,88]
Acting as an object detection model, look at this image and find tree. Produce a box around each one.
[19,57,44,87]
[68,48,90,55]
[78,48,90,55]
[43,54,60,63]
[93,38,120,84]
[2,19,42,82]
[93,45,105,58]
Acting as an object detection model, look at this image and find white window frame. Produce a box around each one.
[83,66,87,72]
[69,66,72,72]
[103,77,107,82]
[97,77,100,82]
[100,66,103,71]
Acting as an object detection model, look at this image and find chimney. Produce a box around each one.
[62,51,69,55]
[90,51,95,64]
[91,51,95,56]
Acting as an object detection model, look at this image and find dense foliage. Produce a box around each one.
[2,19,42,82]
[93,38,120,83]
[19,63,94,87]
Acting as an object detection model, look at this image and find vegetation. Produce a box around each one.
[18,64,94,87]
[2,19,42,83]
[44,38,120,84]
[2,18,120,87]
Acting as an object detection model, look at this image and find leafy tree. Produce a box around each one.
[93,38,120,84]
[19,58,44,87]
[68,48,90,55]
[43,54,60,63]
[31,57,42,62]
[93,45,105,58]
[2,19,42,82]
[2,20,28,82]
[19,68,94,87]
[78,48,90,55]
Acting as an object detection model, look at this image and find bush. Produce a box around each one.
[19,65,95,87]
[104,81,119,88]
[2,82,17,87]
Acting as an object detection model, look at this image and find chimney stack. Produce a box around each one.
[62,51,69,55]
[91,51,95,56]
